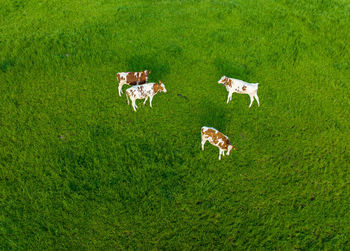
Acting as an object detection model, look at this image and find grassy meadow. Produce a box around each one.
[1,0,350,249]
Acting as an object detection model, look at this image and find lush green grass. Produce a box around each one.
[1,0,349,249]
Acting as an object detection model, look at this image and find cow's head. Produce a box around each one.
[227,144,237,155]
[218,75,228,85]
[158,80,167,93]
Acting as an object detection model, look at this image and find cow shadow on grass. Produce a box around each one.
[214,57,250,80]
[197,99,229,135]
[127,54,170,83]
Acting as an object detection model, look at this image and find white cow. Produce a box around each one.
[125,81,167,112]
[218,76,260,108]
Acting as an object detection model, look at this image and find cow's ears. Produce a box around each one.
[159,80,161,83]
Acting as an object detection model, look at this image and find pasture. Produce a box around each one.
[1,0,349,249]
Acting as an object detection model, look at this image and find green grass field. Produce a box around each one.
[1,0,350,249]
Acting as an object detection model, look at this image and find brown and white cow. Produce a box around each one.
[116,70,151,96]
[218,76,260,108]
[125,81,167,112]
[201,126,237,160]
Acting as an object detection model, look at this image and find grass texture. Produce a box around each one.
[1,0,349,249]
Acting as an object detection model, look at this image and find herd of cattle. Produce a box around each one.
[116,70,260,160]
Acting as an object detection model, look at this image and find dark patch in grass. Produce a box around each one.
[159,169,184,200]
[11,0,26,10]
[90,124,114,139]
[57,148,94,171]
[75,154,94,169]
[56,54,70,59]
[209,29,238,44]
[0,60,15,72]
[117,6,129,12]
[57,147,102,194]
[68,177,101,194]
[165,43,183,57]
[210,30,226,44]
[177,93,189,101]
[68,181,79,192]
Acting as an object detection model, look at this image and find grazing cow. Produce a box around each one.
[125,81,167,112]
[201,126,237,160]
[116,70,151,96]
[218,76,260,107]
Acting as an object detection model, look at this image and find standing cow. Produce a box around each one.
[116,70,151,96]
[125,81,167,112]
[201,126,237,160]
[218,76,260,108]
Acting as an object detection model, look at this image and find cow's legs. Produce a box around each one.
[201,137,207,151]
[126,94,130,105]
[131,99,138,112]
[118,83,124,96]
[248,94,254,108]
[218,150,223,160]
[254,93,260,107]
[143,97,148,105]
[227,92,233,104]
[149,95,154,108]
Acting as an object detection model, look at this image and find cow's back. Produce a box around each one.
[202,127,230,149]
[117,71,148,84]
[126,83,154,99]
